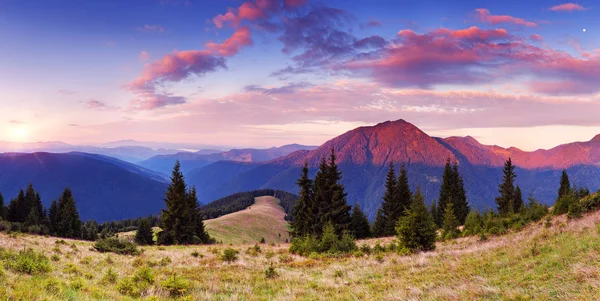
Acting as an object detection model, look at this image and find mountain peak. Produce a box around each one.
[591,134,600,143]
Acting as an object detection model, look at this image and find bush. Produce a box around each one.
[161,275,190,296]
[568,201,583,219]
[246,244,262,256]
[265,264,278,279]
[462,211,483,237]
[289,223,357,256]
[220,248,239,263]
[0,248,51,275]
[102,268,118,284]
[94,237,140,255]
[553,194,575,215]
[396,190,437,252]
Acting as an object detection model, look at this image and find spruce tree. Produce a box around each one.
[371,208,387,237]
[441,202,460,239]
[48,200,58,234]
[135,218,154,245]
[0,192,5,220]
[291,162,315,237]
[396,164,412,219]
[514,185,524,213]
[350,204,371,239]
[396,188,437,252]
[437,159,454,225]
[430,199,440,228]
[495,158,517,215]
[312,156,330,236]
[8,189,27,223]
[558,169,571,200]
[160,160,189,245]
[378,162,398,236]
[451,163,469,224]
[188,186,210,243]
[323,148,351,236]
[55,188,82,238]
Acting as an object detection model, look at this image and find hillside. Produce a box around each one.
[2,207,600,299]
[186,119,600,219]
[0,152,168,222]
[204,196,290,245]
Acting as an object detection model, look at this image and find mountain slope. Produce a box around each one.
[140,144,318,175]
[204,196,290,244]
[187,119,600,220]
[0,152,168,222]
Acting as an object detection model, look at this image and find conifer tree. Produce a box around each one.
[0,192,5,220]
[451,163,469,224]
[396,188,437,252]
[378,162,398,236]
[558,169,571,200]
[292,162,315,237]
[312,156,330,236]
[437,159,454,224]
[442,202,460,239]
[495,158,517,215]
[55,188,82,238]
[135,218,154,245]
[188,186,211,243]
[48,200,58,234]
[160,160,189,245]
[430,199,440,228]
[350,204,371,239]
[514,185,524,213]
[396,163,413,219]
[462,210,483,236]
[371,207,387,237]
[321,148,351,236]
[8,189,27,223]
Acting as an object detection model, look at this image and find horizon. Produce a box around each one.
[1,0,599,151]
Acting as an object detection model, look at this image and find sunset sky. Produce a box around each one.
[1,0,599,150]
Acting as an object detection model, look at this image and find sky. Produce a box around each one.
[0,0,599,150]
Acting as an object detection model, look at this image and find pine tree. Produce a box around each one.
[441,202,460,239]
[55,188,82,238]
[188,186,210,243]
[378,162,398,236]
[291,162,315,237]
[48,200,58,234]
[371,207,387,237]
[396,188,437,252]
[350,204,371,239]
[437,159,454,225]
[312,156,330,236]
[135,218,154,245]
[495,158,517,215]
[160,160,189,245]
[462,210,483,236]
[558,169,571,200]
[0,192,5,220]
[396,164,413,219]
[451,163,469,224]
[430,199,440,228]
[323,148,351,236]
[514,185,524,213]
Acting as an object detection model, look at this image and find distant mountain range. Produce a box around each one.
[184,120,600,220]
[139,144,319,175]
[0,152,168,222]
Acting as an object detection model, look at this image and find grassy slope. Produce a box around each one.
[204,196,290,245]
[1,210,600,300]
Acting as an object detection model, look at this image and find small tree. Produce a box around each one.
[371,208,386,237]
[441,202,460,239]
[514,186,524,213]
[396,188,437,252]
[135,219,154,245]
[462,210,483,236]
[350,204,371,239]
[558,169,571,200]
[55,188,82,238]
[495,158,517,215]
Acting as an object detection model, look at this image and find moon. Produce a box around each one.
[583,28,587,32]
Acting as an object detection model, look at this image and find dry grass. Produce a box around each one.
[1,210,600,300]
[204,196,290,245]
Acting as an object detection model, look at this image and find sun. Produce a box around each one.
[7,125,31,142]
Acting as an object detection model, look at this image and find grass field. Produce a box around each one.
[1,209,600,300]
[204,196,290,245]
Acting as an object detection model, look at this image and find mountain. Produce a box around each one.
[0,152,168,222]
[0,141,185,163]
[100,139,228,151]
[186,119,600,220]
[139,144,319,175]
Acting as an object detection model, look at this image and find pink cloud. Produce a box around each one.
[206,26,253,56]
[139,50,150,62]
[212,0,308,28]
[84,99,118,110]
[473,8,537,27]
[529,80,598,95]
[137,24,165,33]
[549,3,586,11]
[530,34,543,41]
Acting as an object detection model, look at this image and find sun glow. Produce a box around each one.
[6,125,31,142]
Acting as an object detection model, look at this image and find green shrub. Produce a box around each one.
[93,237,140,255]
[462,211,483,236]
[51,254,60,261]
[1,248,51,275]
[554,194,575,215]
[159,256,172,266]
[290,224,356,256]
[69,277,85,291]
[80,256,92,265]
[133,266,155,284]
[246,244,262,256]
[220,248,239,263]
[278,253,293,264]
[102,268,118,284]
[161,275,190,296]
[568,201,583,219]
[265,264,278,279]
[117,277,143,297]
